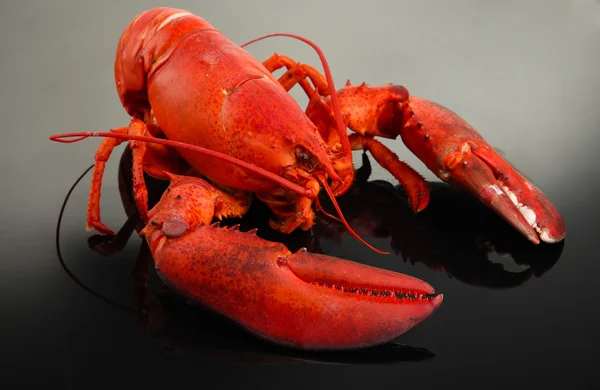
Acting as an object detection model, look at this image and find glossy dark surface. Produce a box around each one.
[4,1,599,388]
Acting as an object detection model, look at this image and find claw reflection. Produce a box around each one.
[141,286,434,364]
[313,153,564,289]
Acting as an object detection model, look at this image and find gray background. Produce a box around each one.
[3,0,600,387]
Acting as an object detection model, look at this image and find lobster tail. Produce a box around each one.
[114,8,213,117]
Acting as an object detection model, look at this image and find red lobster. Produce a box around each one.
[50,8,566,350]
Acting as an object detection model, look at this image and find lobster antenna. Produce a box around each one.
[50,132,316,199]
[315,196,343,223]
[318,176,389,255]
[241,33,352,157]
[55,163,139,314]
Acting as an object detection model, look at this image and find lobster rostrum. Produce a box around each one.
[50,8,566,350]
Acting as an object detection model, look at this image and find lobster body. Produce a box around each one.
[115,8,335,194]
[51,7,566,350]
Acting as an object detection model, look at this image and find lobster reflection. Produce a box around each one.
[79,147,562,361]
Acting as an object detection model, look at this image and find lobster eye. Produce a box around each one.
[294,146,319,170]
[295,147,310,161]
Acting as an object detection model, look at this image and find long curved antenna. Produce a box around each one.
[55,164,139,315]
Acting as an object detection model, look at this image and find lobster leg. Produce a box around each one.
[261,53,328,97]
[141,174,442,350]
[87,118,186,235]
[348,134,430,212]
[88,126,133,235]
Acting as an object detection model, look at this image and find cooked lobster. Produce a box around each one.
[50,7,566,350]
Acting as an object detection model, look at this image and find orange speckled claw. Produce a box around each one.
[400,96,566,244]
[141,175,442,350]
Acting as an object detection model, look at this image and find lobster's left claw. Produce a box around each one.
[401,97,566,244]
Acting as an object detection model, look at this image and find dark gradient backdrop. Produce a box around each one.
[3,1,599,388]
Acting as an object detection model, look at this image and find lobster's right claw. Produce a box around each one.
[141,176,442,350]
[402,97,566,245]
[144,222,442,350]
